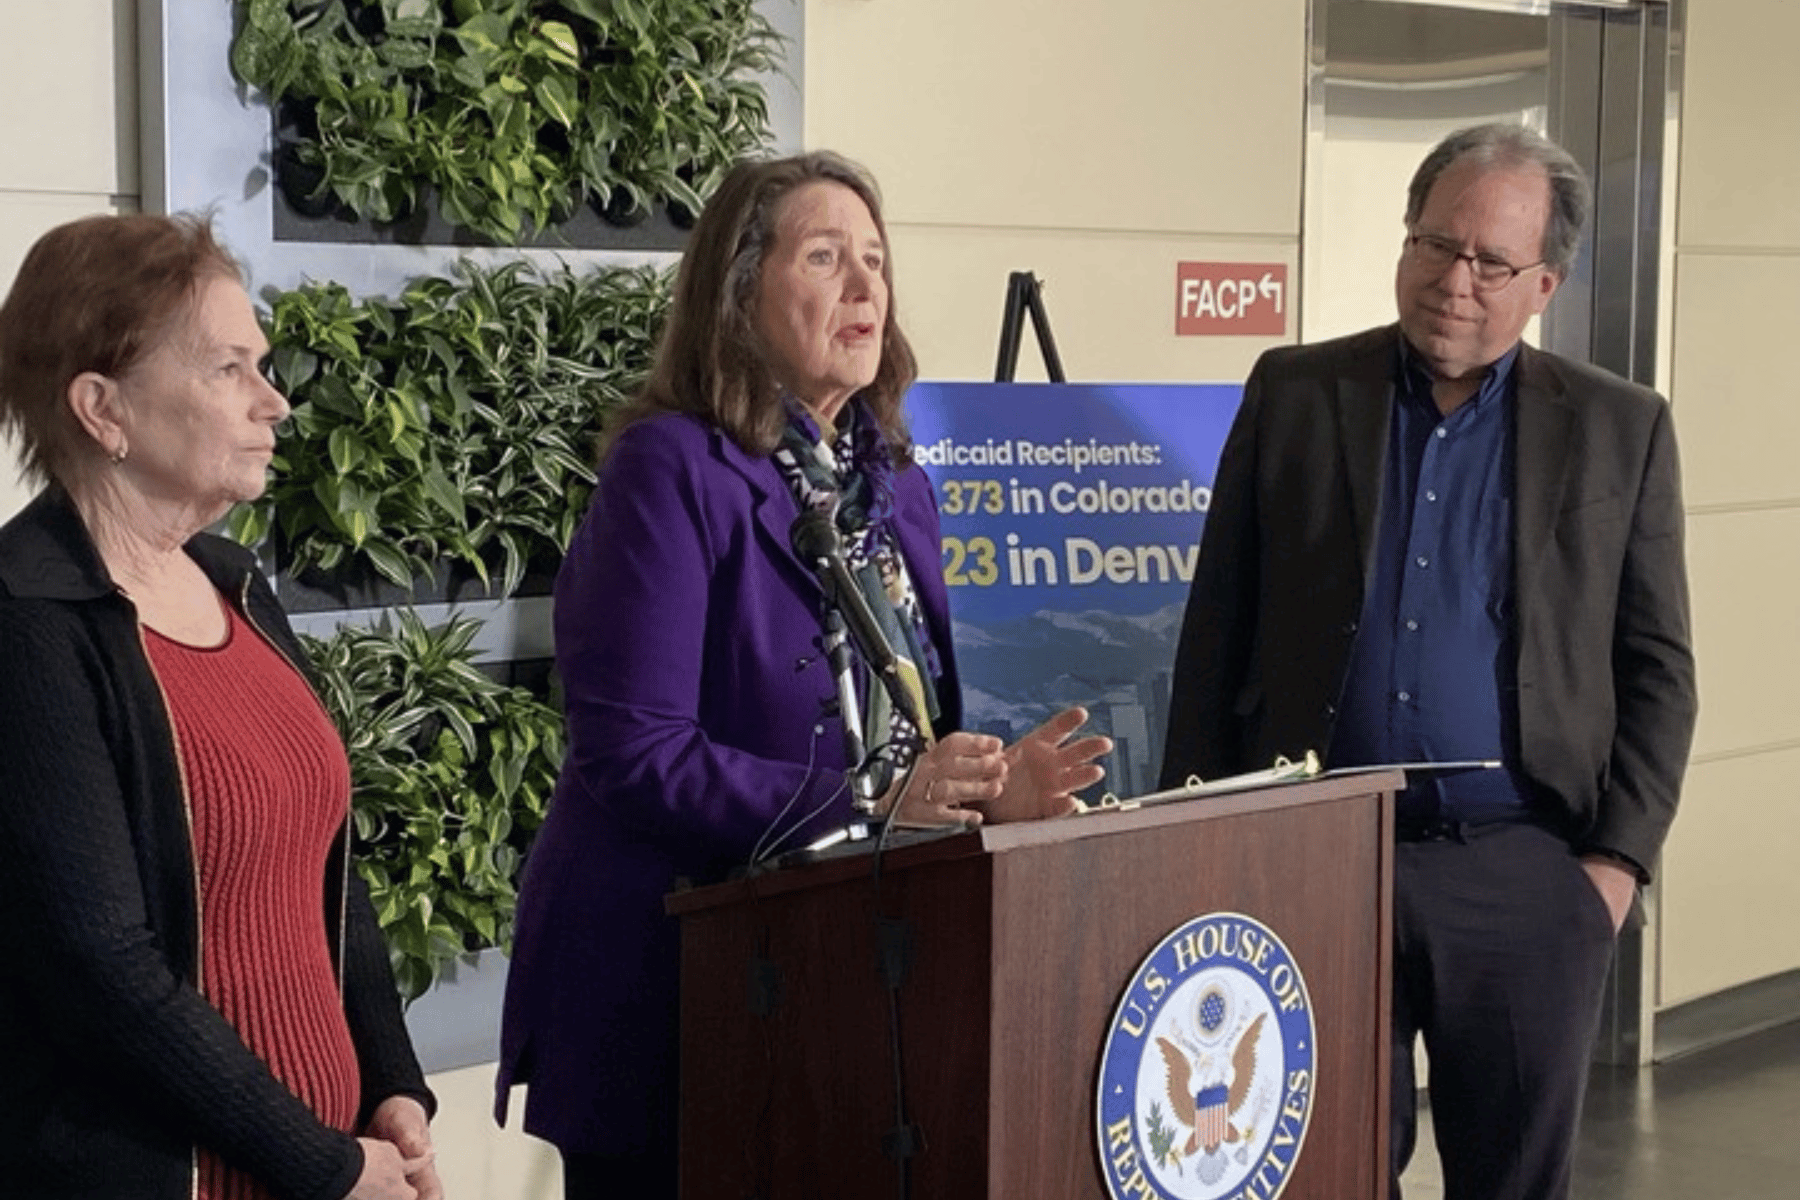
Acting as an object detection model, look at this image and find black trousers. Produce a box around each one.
[1390,822,1619,1200]
[562,1147,678,1200]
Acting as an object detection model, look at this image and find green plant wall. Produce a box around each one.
[219,0,761,1003]
[232,259,671,595]
[230,0,781,241]
[231,258,670,998]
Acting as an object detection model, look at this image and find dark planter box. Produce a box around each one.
[273,545,560,615]
[271,171,693,253]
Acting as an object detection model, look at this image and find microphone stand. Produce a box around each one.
[790,514,944,1196]
[822,608,868,787]
[791,511,936,819]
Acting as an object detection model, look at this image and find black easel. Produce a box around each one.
[992,271,1067,383]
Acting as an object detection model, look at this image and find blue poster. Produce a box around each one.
[907,383,1243,800]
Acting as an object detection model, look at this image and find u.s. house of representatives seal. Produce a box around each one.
[1096,913,1316,1200]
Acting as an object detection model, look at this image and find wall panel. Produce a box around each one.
[1670,254,1800,512]
[1659,747,1800,1007]
[1682,507,1800,760]
[0,0,137,195]
[805,0,1306,236]
[1676,2,1800,250]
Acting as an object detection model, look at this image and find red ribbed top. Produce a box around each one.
[144,603,361,1200]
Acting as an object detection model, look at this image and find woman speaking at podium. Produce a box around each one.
[498,151,1111,1198]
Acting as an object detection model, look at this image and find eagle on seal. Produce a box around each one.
[1156,1011,1267,1156]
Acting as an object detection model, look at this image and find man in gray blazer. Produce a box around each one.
[1161,124,1696,1200]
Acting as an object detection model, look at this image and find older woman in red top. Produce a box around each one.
[0,214,438,1200]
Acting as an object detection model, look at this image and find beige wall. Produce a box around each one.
[805,0,1306,385]
[1656,0,1800,1006]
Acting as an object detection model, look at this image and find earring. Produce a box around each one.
[111,442,128,465]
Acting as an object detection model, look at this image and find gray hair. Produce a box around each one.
[1404,123,1592,278]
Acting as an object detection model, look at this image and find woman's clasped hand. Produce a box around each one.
[351,1095,442,1200]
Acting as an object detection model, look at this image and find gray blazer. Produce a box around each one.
[1161,324,1696,876]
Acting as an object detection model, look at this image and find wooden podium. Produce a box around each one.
[669,771,1398,1200]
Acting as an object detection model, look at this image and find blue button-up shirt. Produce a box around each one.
[1327,340,1530,821]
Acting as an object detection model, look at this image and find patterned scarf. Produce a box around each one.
[773,398,942,790]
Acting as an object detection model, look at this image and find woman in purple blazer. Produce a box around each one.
[496,152,1110,1199]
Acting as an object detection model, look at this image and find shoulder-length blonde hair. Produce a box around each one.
[603,151,918,465]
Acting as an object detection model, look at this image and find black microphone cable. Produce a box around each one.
[791,507,952,1196]
[869,752,928,1200]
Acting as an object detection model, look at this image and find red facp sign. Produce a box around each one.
[1175,262,1288,337]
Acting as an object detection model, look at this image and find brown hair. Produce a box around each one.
[603,151,919,464]
[0,212,243,487]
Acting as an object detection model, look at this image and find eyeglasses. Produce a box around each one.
[1406,232,1545,291]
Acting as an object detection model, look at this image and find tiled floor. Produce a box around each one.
[1397,1018,1800,1199]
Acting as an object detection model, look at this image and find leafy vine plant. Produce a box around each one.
[303,610,566,1000]
[229,259,672,595]
[230,0,783,241]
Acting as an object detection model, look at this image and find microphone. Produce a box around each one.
[789,511,900,681]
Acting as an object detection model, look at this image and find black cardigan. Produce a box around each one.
[0,488,432,1200]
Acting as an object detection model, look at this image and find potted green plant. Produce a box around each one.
[231,257,671,605]
[302,608,565,1002]
[230,0,781,244]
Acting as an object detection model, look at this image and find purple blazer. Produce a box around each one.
[496,412,961,1156]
